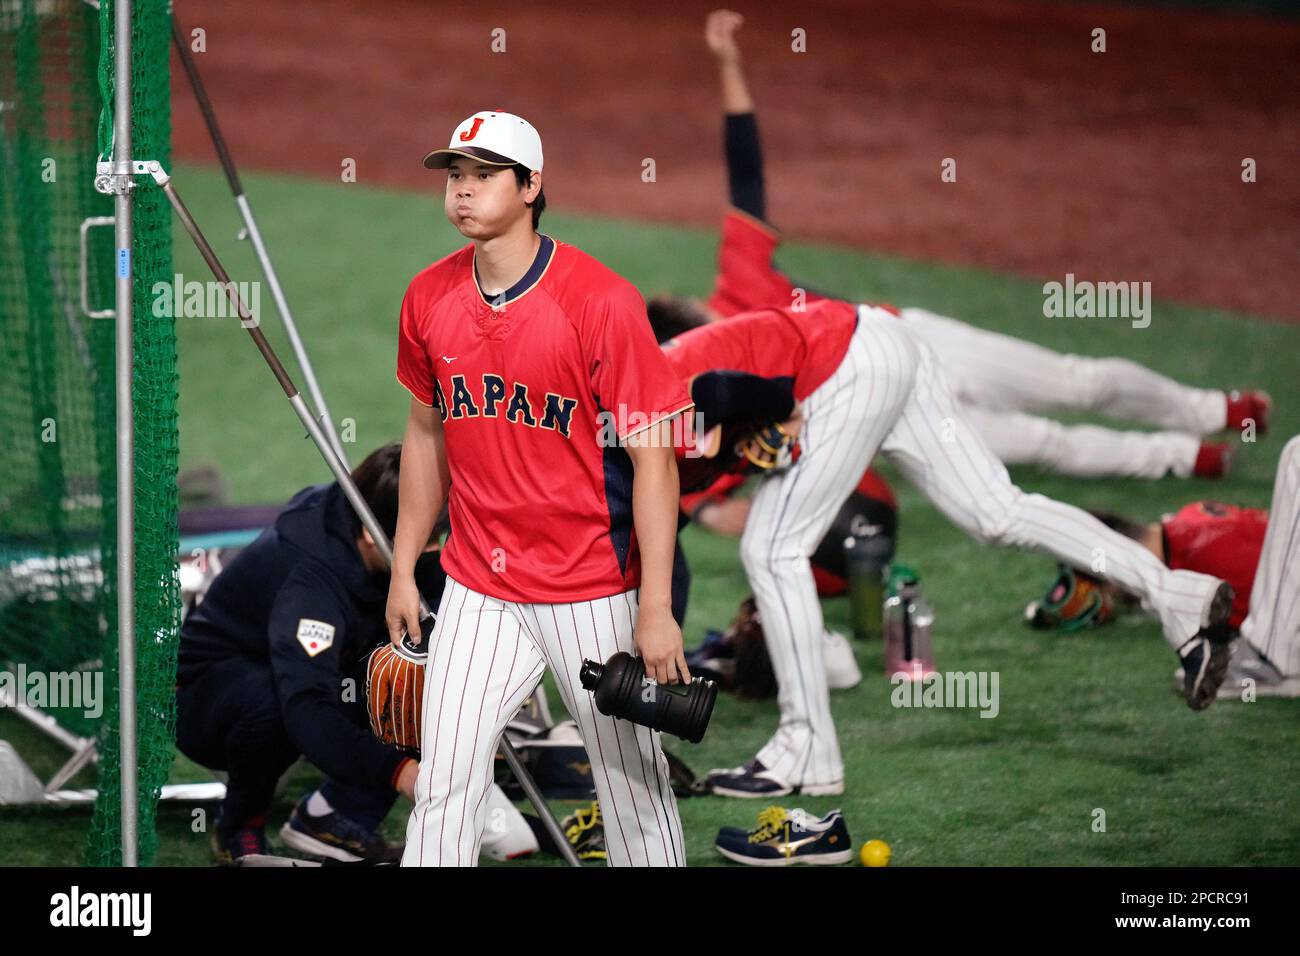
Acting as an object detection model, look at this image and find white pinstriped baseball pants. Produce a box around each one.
[901,307,1228,434]
[1241,436,1300,676]
[742,307,1225,787]
[963,406,1201,480]
[402,578,685,867]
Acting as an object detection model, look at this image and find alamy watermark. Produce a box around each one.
[601,406,712,456]
[49,886,151,936]
[891,670,1000,718]
[152,272,261,327]
[1,663,103,719]
[1043,273,1151,329]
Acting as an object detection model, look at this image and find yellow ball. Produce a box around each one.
[860,839,891,867]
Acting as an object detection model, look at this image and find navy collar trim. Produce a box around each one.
[474,234,555,308]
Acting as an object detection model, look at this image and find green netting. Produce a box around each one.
[83,0,180,868]
[0,0,179,867]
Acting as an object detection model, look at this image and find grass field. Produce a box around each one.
[2,164,1298,866]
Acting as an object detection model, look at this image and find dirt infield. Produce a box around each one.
[169,0,1299,321]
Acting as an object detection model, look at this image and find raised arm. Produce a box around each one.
[706,9,753,113]
[706,10,766,221]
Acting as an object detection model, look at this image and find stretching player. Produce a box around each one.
[661,297,1235,798]
[1029,436,1300,699]
[388,111,693,866]
[655,10,1271,482]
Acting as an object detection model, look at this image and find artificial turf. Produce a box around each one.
[2,163,1297,866]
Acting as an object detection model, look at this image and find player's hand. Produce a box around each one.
[635,603,691,685]
[781,402,805,443]
[694,497,752,537]
[386,572,423,649]
[705,9,744,63]
[395,758,419,800]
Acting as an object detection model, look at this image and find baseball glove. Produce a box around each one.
[1024,564,1116,633]
[365,642,425,754]
[738,422,798,471]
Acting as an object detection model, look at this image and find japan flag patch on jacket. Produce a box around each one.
[296,618,336,657]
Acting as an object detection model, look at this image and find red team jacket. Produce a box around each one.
[397,238,694,604]
[1163,502,1268,629]
[664,299,861,403]
[706,209,899,320]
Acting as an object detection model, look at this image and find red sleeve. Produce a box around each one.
[396,282,435,407]
[707,210,797,318]
[586,284,694,442]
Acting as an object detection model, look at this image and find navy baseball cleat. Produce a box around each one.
[715,806,853,866]
[702,758,843,798]
[210,816,269,866]
[1175,581,1235,711]
[1177,636,1232,711]
[279,795,402,863]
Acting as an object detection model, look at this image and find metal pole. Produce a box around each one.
[170,17,349,466]
[112,0,138,868]
[155,175,581,867]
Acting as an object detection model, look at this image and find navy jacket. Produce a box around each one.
[178,483,439,790]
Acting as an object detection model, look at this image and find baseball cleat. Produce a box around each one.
[480,784,540,861]
[1224,390,1271,435]
[1176,638,1232,711]
[1193,441,1234,479]
[561,801,607,862]
[1197,581,1236,645]
[279,795,403,863]
[210,816,269,866]
[702,759,844,799]
[715,806,853,866]
[1215,641,1300,700]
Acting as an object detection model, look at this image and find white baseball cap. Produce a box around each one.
[423,110,544,172]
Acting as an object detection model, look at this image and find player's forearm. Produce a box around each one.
[393,401,448,576]
[718,58,754,114]
[627,435,681,613]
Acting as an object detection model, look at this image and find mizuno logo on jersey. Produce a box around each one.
[433,373,580,439]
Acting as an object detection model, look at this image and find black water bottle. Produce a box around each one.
[579,652,717,743]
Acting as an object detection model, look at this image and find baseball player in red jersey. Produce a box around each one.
[1036,436,1300,698]
[655,11,1271,482]
[386,111,694,865]
[661,298,1235,797]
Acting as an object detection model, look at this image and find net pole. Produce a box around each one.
[112,0,139,868]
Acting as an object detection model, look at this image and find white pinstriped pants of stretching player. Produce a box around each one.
[742,306,1226,787]
[402,577,685,867]
[899,306,1228,435]
[1241,435,1300,676]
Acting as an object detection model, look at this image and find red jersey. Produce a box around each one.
[396,237,694,603]
[706,209,899,319]
[1163,501,1269,628]
[663,299,859,402]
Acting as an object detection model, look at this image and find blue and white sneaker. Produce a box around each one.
[702,759,844,798]
[279,795,402,863]
[716,806,853,866]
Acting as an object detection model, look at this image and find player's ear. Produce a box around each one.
[523,170,542,203]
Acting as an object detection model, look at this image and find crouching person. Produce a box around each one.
[175,443,443,864]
